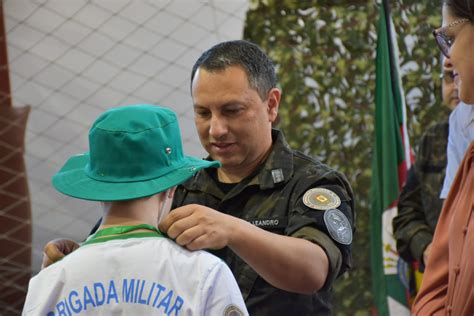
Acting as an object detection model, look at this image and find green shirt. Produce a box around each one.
[173,129,355,315]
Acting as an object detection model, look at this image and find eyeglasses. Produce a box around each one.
[440,70,455,84]
[432,18,469,58]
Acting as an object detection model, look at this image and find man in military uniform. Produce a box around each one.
[393,57,459,267]
[158,40,355,315]
[42,40,355,315]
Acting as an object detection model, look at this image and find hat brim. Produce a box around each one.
[52,154,220,201]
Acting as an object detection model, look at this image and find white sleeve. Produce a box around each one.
[440,103,473,198]
[22,274,54,315]
[440,108,462,198]
[22,266,65,315]
[22,277,39,316]
[201,261,249,316]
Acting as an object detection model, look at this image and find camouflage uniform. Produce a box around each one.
[393,121,449,264]
[173,129,355,315]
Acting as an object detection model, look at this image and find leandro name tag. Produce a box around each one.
[249,217,288,229]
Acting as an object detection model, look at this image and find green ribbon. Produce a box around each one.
[82,223,164,246]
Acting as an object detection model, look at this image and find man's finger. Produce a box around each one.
[41,239,80,269]
[41,243,65,269]
[174,225,205,247]
[41,256,54,270]
[166,214,200,239]
[159,205,196,232]
[186,234,220,251]
[68,241,81,253]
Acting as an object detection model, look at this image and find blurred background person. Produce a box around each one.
[393,56,459,272]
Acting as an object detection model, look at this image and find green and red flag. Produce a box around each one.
[370,0,413,314]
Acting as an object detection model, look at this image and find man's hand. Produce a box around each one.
[159,204,235,251]
[41,238,80,269]
[160,204,329,293]
[423,242,432,266]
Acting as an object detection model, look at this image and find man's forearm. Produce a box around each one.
[228,217,329,294]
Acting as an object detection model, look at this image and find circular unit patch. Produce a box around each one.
[223,304,245,316]
[323,208,352,245]
[302,188,341,210]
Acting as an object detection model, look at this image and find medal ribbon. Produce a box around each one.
[82,223,164,246]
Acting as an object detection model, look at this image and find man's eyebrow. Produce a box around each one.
[193,104,209,110]
[222,101,243,107]
[193,101,243,109]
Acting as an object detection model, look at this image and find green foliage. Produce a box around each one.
[244,1,445,314]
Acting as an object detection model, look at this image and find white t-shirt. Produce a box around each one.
[440,102,474,198]
[23,235,248,316]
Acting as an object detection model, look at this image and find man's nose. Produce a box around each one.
[209,116,227,138]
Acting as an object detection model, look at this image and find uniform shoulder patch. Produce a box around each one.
[323,208,352,245]
[223,304,245,316]
[302,188,341,210]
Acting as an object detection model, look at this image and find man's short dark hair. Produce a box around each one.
[191,40,277,101]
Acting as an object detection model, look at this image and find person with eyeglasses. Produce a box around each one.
[393,56,459,277]
[412,0,474,315]
[432,0,474,199]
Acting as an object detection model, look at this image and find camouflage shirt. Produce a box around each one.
[173,129,355,316]
[393,121,449,264]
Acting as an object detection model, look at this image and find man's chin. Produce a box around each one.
[214,156,244,170]
[207,152,229,164]
[215,157,236,167]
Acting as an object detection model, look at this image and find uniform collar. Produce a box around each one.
[251,129,294,189]
[182,129,294,195]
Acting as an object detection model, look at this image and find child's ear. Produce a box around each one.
[168,186,177,199]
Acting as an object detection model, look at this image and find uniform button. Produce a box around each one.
[447,305,452,314]
[453,265,460,274]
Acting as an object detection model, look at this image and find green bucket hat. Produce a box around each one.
[52,104,220,201]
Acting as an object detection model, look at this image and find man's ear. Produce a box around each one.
[267,88,281,123]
